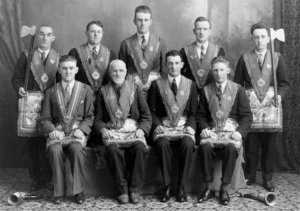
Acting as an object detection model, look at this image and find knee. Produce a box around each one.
[224,144,238,157]
[198,143,212,154]
[48,143,63,157]
[105,144,119,155]
[132,142,146,152]
[180,137,194,149]
[154,137,170,149]
[69,142,84,155]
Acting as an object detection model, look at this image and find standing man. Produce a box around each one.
[148,50,198,202]
[197,56,252,205]
[119,5,166,93]
[68,20,116,92]
[234,22,289,192]
[180,17,225,91]
[11,25,59,191]
[40,55,94,204]
[94,60,152,204]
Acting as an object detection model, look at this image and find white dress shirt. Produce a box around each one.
[168,74,181,88]
[215,80,228,94]
[195,41,209,59]
[137,32,150,46]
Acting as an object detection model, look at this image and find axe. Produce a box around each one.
[269,28,285,106]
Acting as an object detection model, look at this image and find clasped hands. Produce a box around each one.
[101,128,145,139]
[153,125,195,135]
[200,128,242,141]
[49,129,84,140]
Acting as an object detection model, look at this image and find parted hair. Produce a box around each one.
[86,20,103,31]
[210,56,229,67]
[250,22,269,34]
[134,5,152,18]
[165,50,183,61]
[59,55,77,66]
[194,16,211,29]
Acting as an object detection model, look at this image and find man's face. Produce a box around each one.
[36,26,55,50]
[166,55,184,78]
[252,28,270,52]
[59,61,78,83]
[86,24,103,45]
[134,12,152,34]
[193,21,211,43]
[211,62,230,84]
[109,63,127,86]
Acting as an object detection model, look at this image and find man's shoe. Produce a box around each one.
[29,180,42,191]
[53,196,63,204]
[263,181,275,192]
[129,192,140,204]
[74,192,85,204]
[160,185,171,203]
[197,188,215,203]
[246,179,256,186]
[176,185,187,202]
[219,188,230,205]
[117,193,129,204]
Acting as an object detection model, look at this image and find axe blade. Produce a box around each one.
[20,25,36,38]
[270,28,285,42]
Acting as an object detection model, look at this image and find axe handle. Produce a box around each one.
[24,35,35,92]
[269,30,278,106]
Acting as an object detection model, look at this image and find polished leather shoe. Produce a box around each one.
[246,179,256,186]
[160,185,171,202]
[219,188,230,205]
[197,188,215,203]
[117,193,129,204]
[53,196,63,204]
[263,181,275,192]
[129,192,140,204]
[176,185,187,202]
[74,192,85,204]
[30,180,42,191]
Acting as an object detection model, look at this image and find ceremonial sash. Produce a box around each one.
[76,44,110,91]
[184,42,219,88]
[126,34,161,85]
[46,81,86,148]
[244,50,282,132]
[201,81,241,148]
[154,76,194,141]
[28,48,59,92]
[101,81,148,148]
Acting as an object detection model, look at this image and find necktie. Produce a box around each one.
[216,84,222,101]
[41,52,45,62]
[92,46,97,59]
[65,83,71,106]
[200,45,205,63]
[116,87,121,99]
[258,53,264,69]
[171,78,177,96]
[141,35,147,51]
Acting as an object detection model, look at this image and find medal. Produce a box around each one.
[99,57,104,62]
[171,106,179,114]
[267,64,271,69]
[257,78,266,87]
[115,109,123,119]
[50,59,55,64]
[197,69,205,77]
[216,110,224,119]
[41,73,49,83]
[92,71,100,80]
[149,46,154,51]
[140,61,148,69]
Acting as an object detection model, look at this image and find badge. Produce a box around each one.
[257,78,266,87]
[223,94,228,99]
[267,64,271,69]
[41,73,49,83]
[216,110,224,119]
[227,96,232,101]
[50,59,55,64]
[171,106,179,114]
[99,57,104,62]
[149,46,153,51]
[197,69,205,77]
[140,61,148,69]
[92,71,100,80]
[180,90,184,95]
[34,58,40,65]
[115,109,123,119]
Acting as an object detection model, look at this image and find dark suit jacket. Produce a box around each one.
[234,52,290,100]
[180,43,225,89]
[148,76,198,131]
[93,83,152,137]
[118,33,167,76]
[11,51,60,94]
[196,82,253,139]
[68,45,116,88]
[40,82,94,136]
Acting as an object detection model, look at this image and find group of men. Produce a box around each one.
[11,4,289,206]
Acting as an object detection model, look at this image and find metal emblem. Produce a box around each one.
[41,73,49,83]
[149,46,153,51]
[257,78,266,87]
[180,90,184,95]
[99,57,104,62]
[171,106,179,114]
[197,69,205,77]
[34,58,40,65]
[115,109,123,119]
[92,71,100,80]
[227,96,232,101]
[216,110,224,119]
[267,64,271,69]
[140,61,148,69]
[50,59,55,64]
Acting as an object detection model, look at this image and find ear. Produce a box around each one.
[149,18,152,26]
[75,67,79,74]
[133,18,137,26]
[180,61,184,69]
[226,67,231,74]
[51,35,56,42]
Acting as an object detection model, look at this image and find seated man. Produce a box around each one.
[93,60,152,204]
[148,50,198,202]
[40,55,94,204]
[196,56,252,205]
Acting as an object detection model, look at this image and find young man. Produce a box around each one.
[68,20,116,92]
[180,17,225,91]
[40,55,94,204]
[11,25,59,191]
[197,56,252,205]
[148,50,198,202]
[93,60,152,204]
[119,5,166,93]
[234,22,289,192]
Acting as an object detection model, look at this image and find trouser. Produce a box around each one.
[246,132,277,181]
[105,142,147,194]
[198,143,238,185]
[27,137,51,183]
[48,142,85,197]
[154,136,194,187]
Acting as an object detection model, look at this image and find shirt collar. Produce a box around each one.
[88,43,100,53]
[168,74,181,87]
[62,80,75,91]
[38,48,50,57]
[255,49,267,58]
[215,80,228,93]
[196,41,209,50]
[137,32,150,43]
